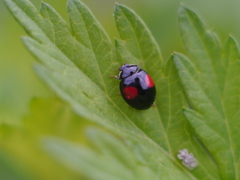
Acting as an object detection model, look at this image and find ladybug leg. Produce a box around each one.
[152,104,158,107]
[109,75,120,80]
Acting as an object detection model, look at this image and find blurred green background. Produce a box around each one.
[1,0,240,124]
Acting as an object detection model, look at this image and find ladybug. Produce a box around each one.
[116,63,156,110]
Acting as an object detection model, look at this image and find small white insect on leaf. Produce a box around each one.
[177,149,198,170]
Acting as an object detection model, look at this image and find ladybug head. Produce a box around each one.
[119,64,139,79]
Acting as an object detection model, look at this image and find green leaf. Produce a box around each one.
[43,129,160,180]
[5,0,223,179]
[114,4,163,68]
[175,5,240,180]
[0,98,92,180]
[114,4,220,179]
[221,36,240,179]
[0,149,32,180]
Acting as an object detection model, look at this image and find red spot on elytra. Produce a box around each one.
[145,74,154,87]
[123,87,138,100]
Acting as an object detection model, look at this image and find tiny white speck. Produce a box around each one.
[177,149,198,170]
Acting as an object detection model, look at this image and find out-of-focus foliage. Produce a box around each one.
[0,97,93,180]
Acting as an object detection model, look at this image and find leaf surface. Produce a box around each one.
[175,5,240,180]
[43,129,159,180]
[4,0,225,179]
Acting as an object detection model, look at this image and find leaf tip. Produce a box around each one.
[40,1,47,6]
[114,38,120,45]
[40,1,50,12]
[172,52,191,69]
[114,3,128,12]
[114,3,121,12]
[228,33,235,41]
[114,3,120,8]
[68,0,84,5]
[225,34,239,50]
[40,1,56,13]
[3,0,10,7]
[178,4,194,16]
[178,4,185,13]
[173,52,183,59]
[21,36,33,47]
[33,63,45,76]
[114,3,121,16]
[21,35,27,42]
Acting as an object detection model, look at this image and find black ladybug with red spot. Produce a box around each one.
[116,64,156,110]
